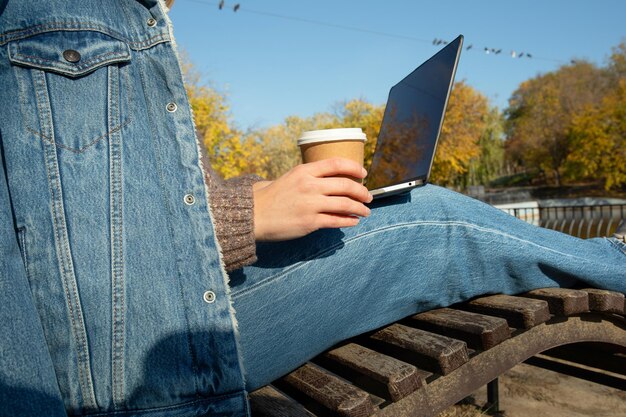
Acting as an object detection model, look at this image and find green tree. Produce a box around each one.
[468,107,505,187]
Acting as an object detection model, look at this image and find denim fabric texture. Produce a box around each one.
[1,0,248,415]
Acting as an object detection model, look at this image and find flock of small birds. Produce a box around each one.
[214,2,537,61]
[433,38,533,58]
[218,0,239,12]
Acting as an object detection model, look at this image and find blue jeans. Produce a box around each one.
[229,185,626,391]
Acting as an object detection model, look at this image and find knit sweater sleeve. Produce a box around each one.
[200,153,263,271]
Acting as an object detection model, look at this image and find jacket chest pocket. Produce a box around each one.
[9,30,132,153]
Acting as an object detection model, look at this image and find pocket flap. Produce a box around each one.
[8,30,131,78]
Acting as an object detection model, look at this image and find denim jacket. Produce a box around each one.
[0,0,249,415]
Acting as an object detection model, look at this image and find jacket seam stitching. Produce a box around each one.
[25,118,131,153]
[0,23,169,50]
[37,68,98,410]
[11,51,130,73]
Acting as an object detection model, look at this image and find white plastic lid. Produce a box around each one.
[297,128,366,146]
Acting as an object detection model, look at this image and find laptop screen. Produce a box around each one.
[365,35,462,191]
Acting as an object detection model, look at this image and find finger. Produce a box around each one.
[315,213,361,229]
[305,158,367,179]
[317,196,371,218]
[317,177,372,202]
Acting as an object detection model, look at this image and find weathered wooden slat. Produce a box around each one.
[581,288,625,314]
[277,363,377,417]
[316,343,427,402]
[406,308,511,350]
[460,294,550,329]
[249,385,316,417]
[522,288,589,316]
[366,323,468,375]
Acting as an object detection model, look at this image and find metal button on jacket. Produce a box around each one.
[147,18,157,27]
[184,194,195,205]
[166,102,177,113]
[62,49,81,63]
[203,291,216,303]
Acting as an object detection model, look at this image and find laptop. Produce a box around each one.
[366,34,463,199]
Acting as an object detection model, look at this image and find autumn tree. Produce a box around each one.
[247,86,496,188]
[182,58,266,178]
[608,41,626,82]
[245,99,385,179]
[333,99,385,171]
[504,61,608,185]
[183,53,498,188]
[244,113,338,179]
[430,81,490,188]
[566,79,626,190]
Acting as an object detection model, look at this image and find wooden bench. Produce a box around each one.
[249,287,626,417]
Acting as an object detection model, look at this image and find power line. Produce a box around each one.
[181,0,564,64]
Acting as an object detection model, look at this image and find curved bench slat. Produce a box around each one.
[460,294,550,329]
[276,363,377,417]
[249,386,316,417]
[522,288,589,316]
[406,308,511,350]
[581,288,625,314]
[367,323,469,375]
[315,343,427,402]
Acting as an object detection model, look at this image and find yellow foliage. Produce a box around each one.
[505,61,607,185]
[567,79,626,190]
[246,99,385,179]
[334,99,385,171]
[183,62,266,179]
[182,55,494,188]
[430,81,489,187]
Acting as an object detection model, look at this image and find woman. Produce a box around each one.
[0,0,624,416]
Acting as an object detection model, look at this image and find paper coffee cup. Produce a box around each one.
[297,128,366,166]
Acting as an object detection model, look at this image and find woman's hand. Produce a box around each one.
[253,158,373,241]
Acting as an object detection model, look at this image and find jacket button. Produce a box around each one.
[184,194,195,205]
[203,291,216,304]
[166,102,178,113]
[147,18,157,27]
[63,49,81,63]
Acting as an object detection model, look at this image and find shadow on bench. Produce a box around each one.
[249,287,626,417]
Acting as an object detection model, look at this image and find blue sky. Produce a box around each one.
[169,0,626,130]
